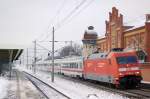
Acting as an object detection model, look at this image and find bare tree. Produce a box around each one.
[59,43,82,57]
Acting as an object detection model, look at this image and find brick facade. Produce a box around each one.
[97,7,150,63]
[96,7,150,81]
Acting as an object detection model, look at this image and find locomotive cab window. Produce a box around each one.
[116,56,137,64]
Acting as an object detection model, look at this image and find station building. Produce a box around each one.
[82,7,150,82]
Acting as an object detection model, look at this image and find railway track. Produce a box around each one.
[23,71,150,99]
[126,88,150,99]
[55,74,150,99]
[23,72,71,99]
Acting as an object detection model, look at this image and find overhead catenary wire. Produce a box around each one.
[31,0,94,62]
[55,0,88,30]
[36,0,67,41]
[36,40,75,58]
[56,0,94,31]
[36,43,51,52]
[39,0,88,42]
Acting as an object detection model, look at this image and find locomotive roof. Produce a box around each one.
[88,52,108,59]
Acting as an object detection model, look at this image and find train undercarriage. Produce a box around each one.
[119,75,142,89]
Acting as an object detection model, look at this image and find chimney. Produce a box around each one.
[146,14,150,22]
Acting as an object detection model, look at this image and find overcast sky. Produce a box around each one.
[0,0,150,49]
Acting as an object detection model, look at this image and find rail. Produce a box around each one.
[23,71,71,99]
[59,74,150,99]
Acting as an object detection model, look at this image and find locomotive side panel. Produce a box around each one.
[83,58,118,83]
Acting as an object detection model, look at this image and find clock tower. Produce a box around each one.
[82,26,98,59]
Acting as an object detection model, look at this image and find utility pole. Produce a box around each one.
[70,40,73,48]
[52,27,54,82]
[27,48,28,69]
[9,50,13,79]
[22,53,24,65]
[34,40,37,73]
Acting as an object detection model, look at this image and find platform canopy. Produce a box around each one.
[0,44,24,63]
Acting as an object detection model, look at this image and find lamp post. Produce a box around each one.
[52,27,54,82]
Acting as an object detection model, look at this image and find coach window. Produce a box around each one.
[69,63,72,68]
[69,63,71,68]
[73,63,74,68]
[78,63,80,69]
[65,63,66,68]
[75,63,77,68]
[76,63,78,68]
[67,63,68,68]
[64,64,65,68]
[73,63,75,68]
[74,63,76,68]
[72,63,73,68]
[79,63,82,68]
[72,63,74,68]
[64,63,66,68]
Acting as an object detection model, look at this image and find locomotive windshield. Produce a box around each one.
[117,56,137,64]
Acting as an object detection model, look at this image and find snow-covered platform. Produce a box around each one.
[0,76,9,99]
[2,70,46,99]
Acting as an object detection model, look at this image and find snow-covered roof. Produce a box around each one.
[97,35,106,40]
[0,44,25,49]
[85,30,97,35]
[0,44,24,62]
[124,18,145,32]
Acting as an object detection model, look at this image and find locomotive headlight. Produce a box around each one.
[115,77,119,80]
[136,71,140,74]
[119,73,123,75]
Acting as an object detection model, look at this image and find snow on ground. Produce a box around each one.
[16,65,129,99]
[0,77,9,99]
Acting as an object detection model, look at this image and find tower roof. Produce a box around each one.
[83,26,98,40]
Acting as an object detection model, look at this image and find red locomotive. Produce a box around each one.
[83,50,142,88]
